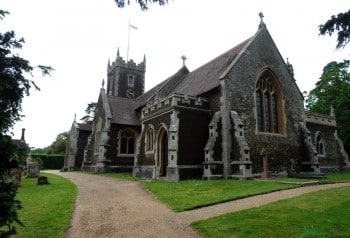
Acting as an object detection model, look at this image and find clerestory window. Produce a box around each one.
[255,70,284,134]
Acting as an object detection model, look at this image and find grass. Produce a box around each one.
[191,186,350,238]
[319,170,350,183]
[142,179,298,212]
[13,172,77,238]
[9,170,350,237]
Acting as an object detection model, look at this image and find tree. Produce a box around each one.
[30,148,45,155]
[306,60,350,154]
[115,0,169,10]
[45,132,68,155]
[0,10,52,237]
[80,102,97,124]
[319,9,350,49]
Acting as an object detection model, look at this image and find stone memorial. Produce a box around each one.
[26,156,40,178]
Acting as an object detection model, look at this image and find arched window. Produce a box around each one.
[145,126,154,152]
[119,129,136,155]
[255,70,284,134]
[315,132,325,156]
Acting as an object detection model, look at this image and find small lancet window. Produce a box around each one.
[145,127,154,151]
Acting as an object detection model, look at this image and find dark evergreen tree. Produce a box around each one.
[0,10,52,237]
[319,9,350,49]
[80,102,97,125]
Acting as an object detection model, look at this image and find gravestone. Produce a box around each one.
[10,168,22,185]
[37,176,49,185]
[26,157,40,178]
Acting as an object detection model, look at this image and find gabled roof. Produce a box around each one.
[173,37,252,96]
[107,96,142,126]
[107,26,264,125]
[135,66,189,106]
[77,123,92,131]
[12,139,29,150]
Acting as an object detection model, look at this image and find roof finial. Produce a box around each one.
[102,79,105,89]
[74,113,76,122]
[286,57,294,77]
[181,55,187,66]
[259,12,265,28]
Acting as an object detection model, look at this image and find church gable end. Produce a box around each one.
[220,23,306,174]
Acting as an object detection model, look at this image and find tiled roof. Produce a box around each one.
[134,66,189,109]
[12,139,29,150]
[107,96,142,126]
[174,37,252,96]
[107,36,253,125]
[77,123,92,131]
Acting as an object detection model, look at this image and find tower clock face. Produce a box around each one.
[126,89,135,98]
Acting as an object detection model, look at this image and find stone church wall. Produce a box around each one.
[177,109,210,179]
[306,122,342,171]
[76,130,90,168]
[201,87,221,113]
[223,29,305,173]
[134,111,172,179]
[107,124,140,171]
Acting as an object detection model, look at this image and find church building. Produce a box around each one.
[65,16,349,180]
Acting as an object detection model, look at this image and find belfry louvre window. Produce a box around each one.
[128,75,135,87]
[255,70,284,134]
[119,129,136,154]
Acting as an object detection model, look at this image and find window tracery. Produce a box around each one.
[119,129,136,155]
[255,70,284,134]
[315,132,325,156]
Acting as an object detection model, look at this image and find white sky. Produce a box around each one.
[2,0,349,148]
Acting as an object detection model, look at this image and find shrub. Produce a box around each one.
[30,155,64,170]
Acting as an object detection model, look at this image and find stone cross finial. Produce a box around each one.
[259,12,265,28]
[259,12,264,22]
[181,55,187,66]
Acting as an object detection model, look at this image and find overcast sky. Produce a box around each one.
[2,0,349,148]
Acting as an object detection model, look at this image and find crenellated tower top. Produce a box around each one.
[106,48,146,98]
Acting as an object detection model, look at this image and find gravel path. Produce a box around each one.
[46,171,350,238]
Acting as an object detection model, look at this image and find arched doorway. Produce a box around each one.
[157,127,168,178]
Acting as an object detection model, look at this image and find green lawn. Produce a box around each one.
[191,186,350,238]
[320,170,350,183]
[142,179,298,212]
[13,173,77,238]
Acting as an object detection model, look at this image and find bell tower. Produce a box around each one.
[107,48,146,98]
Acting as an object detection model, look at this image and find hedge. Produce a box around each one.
[31,154,64,170]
